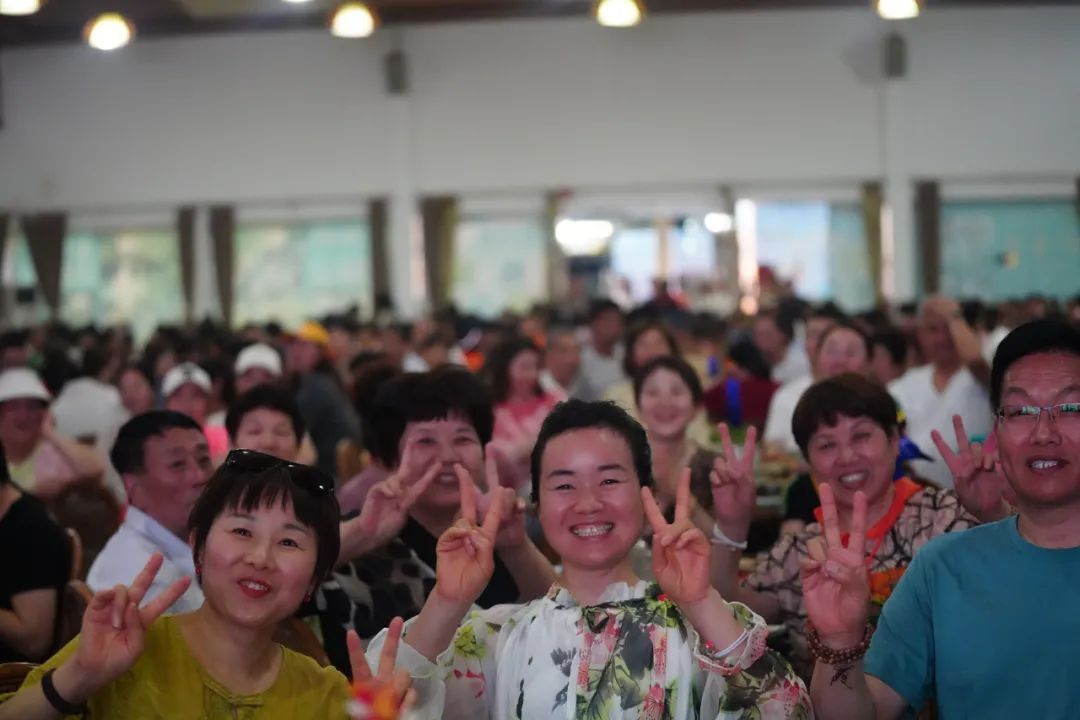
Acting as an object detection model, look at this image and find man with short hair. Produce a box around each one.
[807,318,1080,719]
[573,300,625,401]
[753,310,810,384]
[87,411,211,614]
[540,328,581,400]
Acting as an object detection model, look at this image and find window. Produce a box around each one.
[451,217,547,317]
[234,219,372,328]
[1,235,50,325]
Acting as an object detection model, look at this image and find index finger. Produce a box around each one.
[930,429,960,471]
[640,486,667,533]
[951,414,971,453]
[848,490,868,551]
[741,426,758,473]
[480,486,506,536]
[347,629,372,681]
[127,552,165,606]
[138,575,192,625]
[401,462,440,507]
[818,483,843,550]
[454,463,478,524]
[674,468,691,523]
[484,444,500,493]
[377,616,405,678]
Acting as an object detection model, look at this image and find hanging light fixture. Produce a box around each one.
[0,0,43,16]
[330,2,379,38]
[875,0,922,20]
[84,12,135,51]
[594,0,645,28]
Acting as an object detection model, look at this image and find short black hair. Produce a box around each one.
[792,373,899,458]
[530,399,652,504]
[990,319,1080,409]
[727,339,772,381]
[225,385,306,444]
[587,299,622,324]
[809,302,848,324]
[350,360,402,427]
[817,320,872,360]
[110,411,204,475]
[622,321,679,377]
[871,328,909,368]
[187,461,341,586]
[484,336,543,404]
[365,368,494,469]
[757,311,795,341]
[633,355,703,407]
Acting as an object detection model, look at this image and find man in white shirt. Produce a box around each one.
[87,410,212,614]
[573,300,626,401]
[540,328,582,400]
[753,310,810,385]
[889,295,992,488]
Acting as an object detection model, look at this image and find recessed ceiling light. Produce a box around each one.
[330,2,379,38]
[876,0,922,20]
[594,0,645,28]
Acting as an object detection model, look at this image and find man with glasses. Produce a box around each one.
[87,411,212,614]
[807,318,1080,719]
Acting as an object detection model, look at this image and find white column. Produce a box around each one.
[385,39,421,319]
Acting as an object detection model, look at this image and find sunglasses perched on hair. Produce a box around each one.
[223,449,335,496]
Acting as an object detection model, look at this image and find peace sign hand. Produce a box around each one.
[433,463,504,606]
[643,469,712,607]
[800,484,870,649]
[932,415,1012,523]
[69,553,192,695]
[348,618,416,715]
[710,423,758,541]
[474,447,528,549]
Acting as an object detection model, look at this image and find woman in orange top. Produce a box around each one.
[708,373,1012,678]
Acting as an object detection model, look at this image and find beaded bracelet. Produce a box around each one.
[805,623,874,686]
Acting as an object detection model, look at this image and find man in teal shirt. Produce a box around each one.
[805,318,1080,719]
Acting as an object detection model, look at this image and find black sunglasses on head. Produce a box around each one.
[223,449,335,496]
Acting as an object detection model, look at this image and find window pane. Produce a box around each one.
[452,218,546,317]
[755,202,831,301]
[235,220,372,328]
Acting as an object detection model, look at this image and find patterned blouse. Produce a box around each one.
[745,478,976,679]
[368,581,812,719]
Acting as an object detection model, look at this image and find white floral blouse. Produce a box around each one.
[369,581,812,720]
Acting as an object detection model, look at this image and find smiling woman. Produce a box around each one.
[0,452,414,720]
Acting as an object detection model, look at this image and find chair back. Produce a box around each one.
[272,617,329,667]
[47,481,122,579]
[54,580,93,652]
[0,662,37,695]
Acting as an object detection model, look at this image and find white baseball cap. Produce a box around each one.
[161,362,212,399]
[0,367,52,404]
[234,343,283,377]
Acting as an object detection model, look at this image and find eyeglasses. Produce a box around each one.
[223,449,335,496]
[995,403,1080,427]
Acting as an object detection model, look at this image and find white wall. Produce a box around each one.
[1,6,1078,306]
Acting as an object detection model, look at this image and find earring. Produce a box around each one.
[194,562,202,584]
[304,591,313,603]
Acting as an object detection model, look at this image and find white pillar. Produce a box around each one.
[192,207,221,321]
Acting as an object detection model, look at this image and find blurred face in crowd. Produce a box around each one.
[637,367,696,443]
[234,367,278,396]
[805,316,836,365]
[546,334,582,389]
[995,352,1080,511]
[0,346,29,371]
[118,368,155,416]
[871,343,906,385]
[508,349,541,399]
[806,414,899,516]
[917,308,960,368]
[233,408,300,462]
[380,329,410,368]
[537,427,644,574]
[327,327,353,364]
[420,342,450,371]
[817,328,870,379]
[0,398,47,451]
[126,427,211,537]
[166,384,210,426]
[631,328,675,372]
[154,350,178,383]
[196,499,317,631]
[590,310,624,352]
[399,415,485,513]
[752,316,790,365]
[286,340,323,376]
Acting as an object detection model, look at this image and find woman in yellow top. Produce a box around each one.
[0,449,412,720]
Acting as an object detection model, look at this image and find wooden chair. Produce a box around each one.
[272,617,329,667]
[54,580,93,653]
[47,480,122,579]
[0,661,37,695]
[65,528,84,581]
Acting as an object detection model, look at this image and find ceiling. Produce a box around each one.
[1,0,1076,47]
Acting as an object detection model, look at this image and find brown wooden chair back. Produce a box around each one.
[54,580,93,652]
[272,617,329,667]
[0,662,37,695]
[47,481,122,579]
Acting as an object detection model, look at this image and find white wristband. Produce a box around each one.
[710,523,748,551]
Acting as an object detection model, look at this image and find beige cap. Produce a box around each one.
[161,362,212,399]
[0,367,52,404]
[234,343,283,377]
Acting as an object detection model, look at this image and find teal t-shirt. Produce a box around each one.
[866,517,1080,719]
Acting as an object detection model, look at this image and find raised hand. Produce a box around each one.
[347,618,415,714]
[643,469,711,607]
[710,423,758,540]
[473,447,528,549]
[932,415,1011,523]
[69,553,191,693]
[800,484,870,649]
[433,464,504,606]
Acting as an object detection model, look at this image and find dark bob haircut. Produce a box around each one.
[633,355,704,407]
[225,384,306,444]
[187,460,341,585]
[365,367,495,469]
[990,319,1080,409]
[622,321,680,378]
[529,399,652,504]
[111,411,203,476]
[791,373,900,458]
[484,336,544,404]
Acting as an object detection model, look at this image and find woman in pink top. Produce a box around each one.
[485,337,559,494]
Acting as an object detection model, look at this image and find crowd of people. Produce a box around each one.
[0,288,1078,719]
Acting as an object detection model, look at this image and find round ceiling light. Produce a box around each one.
[0,0,43,16]
[84,13,135,51]
[330,2,379,38]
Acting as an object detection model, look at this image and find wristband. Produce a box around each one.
[41,668,88,716]
[710,523,748,551]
